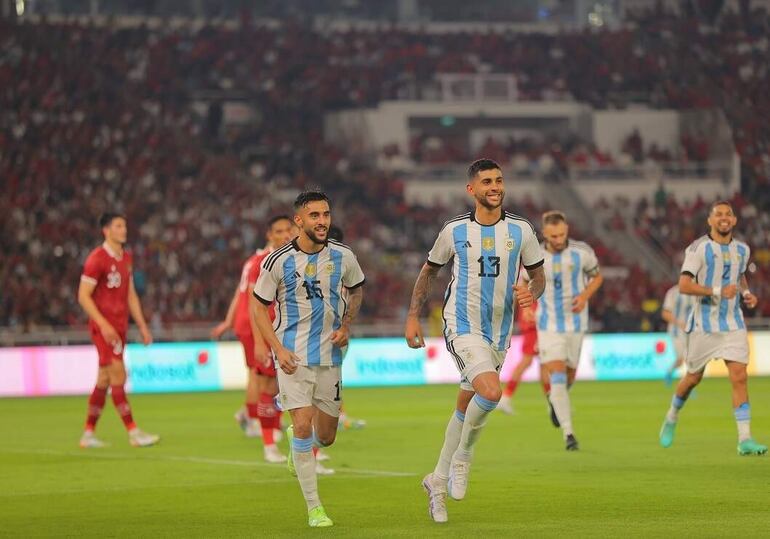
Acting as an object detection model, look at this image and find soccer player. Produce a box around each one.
[659,201,766,456]
[497,298,550,415]
[78,213,159,448]
[212,215,295,463]
[537,210,603,451]
[661,283,693,385]
[405,159,545,523]
[253,190,365,528]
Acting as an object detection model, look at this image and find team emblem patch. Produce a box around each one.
[553,263,562,272]
[482,238,495,251]
[304,263,317,277]
[505,239,515,251]
[325,262,336,273]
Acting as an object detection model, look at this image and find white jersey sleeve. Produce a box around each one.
[582,245,599,274]
[342,250,365,289]
[427,225,456,267]
[662,287,677,313]
[253,256,280,304]
[520,225,544,269]
[681,241,703,277]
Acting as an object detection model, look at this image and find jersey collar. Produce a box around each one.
[707,232,733,245]
[102,242,123,260]
[470,209,506,226]
[292,238,327,255]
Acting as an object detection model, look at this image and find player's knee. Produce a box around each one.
[476,385,502,403]
[729,368,748,385]
[292,423,313,439]
[316,431,336,448]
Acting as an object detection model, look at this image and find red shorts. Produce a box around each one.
[90,326,127,367]
[237,332,276,377]
[521,330,538,357]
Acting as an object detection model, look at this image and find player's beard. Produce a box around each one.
[714,223,733,238]
[305,226,328,245]
[476,190,504,210]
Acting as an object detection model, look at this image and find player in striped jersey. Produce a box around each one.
[253,190,365,528]
[537,211,603,451]
[659,201,766,456]
[405,159,545,523]
[661,284,693,385]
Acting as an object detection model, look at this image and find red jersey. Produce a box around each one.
[516,300,538,333]
[81,243,133,332]
[234,248,276,337]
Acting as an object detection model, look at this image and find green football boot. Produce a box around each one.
[308,505,334,528]
[737,439,768,456]
[659,420,676,448]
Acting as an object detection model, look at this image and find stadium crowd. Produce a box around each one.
[2,6,769,332]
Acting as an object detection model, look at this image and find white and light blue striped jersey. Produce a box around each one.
[253,239,365,366]
[428,211,544,351]
[662,285,693,338]
[537,240,599,334]
[681,235,750,333]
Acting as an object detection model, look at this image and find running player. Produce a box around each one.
[212,215,295,462]
[659,201,766,455]
[537,211,603,451]
[405,159,545,523]
[497,297,550,415]
[254,190,365,528]
[78,213,159,448]
[661,283,693,385]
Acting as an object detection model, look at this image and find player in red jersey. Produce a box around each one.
[497,298,550,415]
[77,213,159,448]
[212,215,295,463]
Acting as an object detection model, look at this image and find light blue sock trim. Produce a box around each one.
[672,395,687,410]
[551,372,567,384]
[454,409,466,422]
[734,402,751,422]
[312,432,330,448]
[292,436,313,453]
[472,394,498,412]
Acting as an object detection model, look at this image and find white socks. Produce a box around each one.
[434,410,465,483]
[453,394,498,462]
[550,372,573,438]
[293,436,320,510]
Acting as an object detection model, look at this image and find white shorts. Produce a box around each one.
[276,364,342,418]
[538,331,584,369]
[672,334,686,359]
[684,330,749,374]
[446,334,506,392]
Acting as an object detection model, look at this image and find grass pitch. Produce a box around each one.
[1,378,769,538]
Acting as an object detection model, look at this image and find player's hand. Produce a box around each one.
[210,321,229,339]
[99,322,119,346]
[140,326,153,346]
[405,316,425,348]
[276,347,301,375]
[331,325,350,348]
[743,291,759,309]
[514,284,533,309]
[678,321,688,332]
[721,284,738,299]
[254,339,272,367]
[571,293,587,313]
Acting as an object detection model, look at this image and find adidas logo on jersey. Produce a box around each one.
[463,241,472,248]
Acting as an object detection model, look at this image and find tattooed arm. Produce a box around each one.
[405,263,441,348]
[331,286,363,348]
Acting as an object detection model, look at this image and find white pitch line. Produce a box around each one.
[3,449,416,478]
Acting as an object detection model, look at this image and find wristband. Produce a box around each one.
[711,286,721,298]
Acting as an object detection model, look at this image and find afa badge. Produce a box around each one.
[482,237,495,251]
[304,263,317,277]
[553,263,562,272]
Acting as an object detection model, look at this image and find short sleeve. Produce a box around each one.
[427,226,454,267]
[81,251,103,285]
[681,243,702,276]
[253,258,279,305]
[582,246,599,274]
[520,227,544,270]
[662,288,676,312]
[740,244,751,274]
[342,251,365,289]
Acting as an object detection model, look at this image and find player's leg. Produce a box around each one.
[539,361,550,395]
[544,359,575,446]
[423,387,472,523]
[238,334,261,436]
[280,365,334,527]
[80,362,110,448]
[106,358,159,447]
[726,360,767,455]
[659,368,702,448]
[258,373,286,462]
